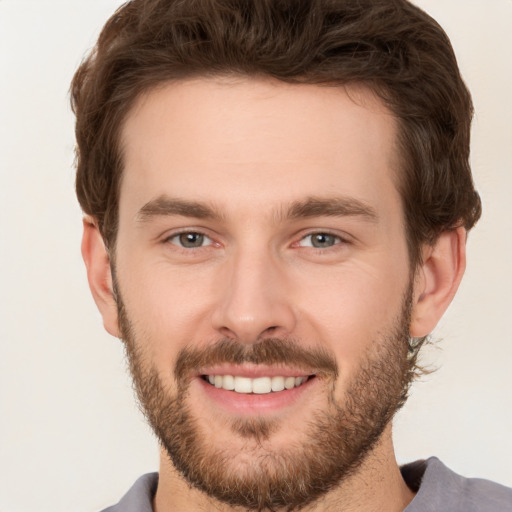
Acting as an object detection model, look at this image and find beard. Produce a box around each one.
[117,284,415,511]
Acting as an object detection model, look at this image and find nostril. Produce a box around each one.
[257,326,279,339]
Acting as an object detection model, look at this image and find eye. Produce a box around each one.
[168,232,213,248]
[298,232,342,249]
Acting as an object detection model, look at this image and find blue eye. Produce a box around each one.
[299,233,341,249]
[169,232,212,248]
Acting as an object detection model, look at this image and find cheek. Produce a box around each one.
[116,259,219,365]
[295,262,408,367]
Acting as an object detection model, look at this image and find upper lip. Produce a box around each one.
[198,364,315,379]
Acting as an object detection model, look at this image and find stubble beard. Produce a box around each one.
[117,285,415,511]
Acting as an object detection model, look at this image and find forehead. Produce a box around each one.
[119,77,400,221]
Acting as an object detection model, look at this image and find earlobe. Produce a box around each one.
[410,227,467,338]
[81,217,121,338]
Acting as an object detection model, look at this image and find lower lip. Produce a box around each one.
[196,376,317,415]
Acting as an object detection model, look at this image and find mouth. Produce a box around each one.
[201,374,314,394]
[195,367,319,415]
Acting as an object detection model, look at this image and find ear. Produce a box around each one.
[81,217,121,338]
[410,227,467,337]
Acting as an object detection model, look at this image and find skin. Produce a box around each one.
[82,77,466,511]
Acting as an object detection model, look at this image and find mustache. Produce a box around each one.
[174,337,339,382]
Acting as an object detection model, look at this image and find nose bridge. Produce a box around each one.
[211,241,296,343]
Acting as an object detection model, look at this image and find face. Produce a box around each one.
[114,78,415,509]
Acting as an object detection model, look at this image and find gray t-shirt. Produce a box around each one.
[101,457,512,511]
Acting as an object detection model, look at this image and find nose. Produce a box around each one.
[211,246,297,343]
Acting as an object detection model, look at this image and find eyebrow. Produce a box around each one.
[136,196,224,223]
[285,196,378,223]
[136,194,378,224]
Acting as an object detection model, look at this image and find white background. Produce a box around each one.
[0,1,511,511]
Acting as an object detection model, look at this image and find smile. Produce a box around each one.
[202,375,312,394]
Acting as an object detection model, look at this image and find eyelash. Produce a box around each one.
[295,232,345,249]
[164,231,214,249]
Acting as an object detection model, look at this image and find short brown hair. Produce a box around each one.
[71,0,481,266]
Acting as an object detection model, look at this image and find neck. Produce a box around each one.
[153,424,415,512]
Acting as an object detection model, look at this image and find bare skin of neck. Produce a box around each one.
[153,424,415,512]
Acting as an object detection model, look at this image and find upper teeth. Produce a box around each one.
[206,375,308,394]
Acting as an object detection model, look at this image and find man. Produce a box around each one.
[71,0,512,510]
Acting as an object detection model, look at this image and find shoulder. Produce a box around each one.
[99,473,158,512]
[402,457,512,512]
